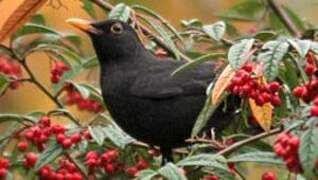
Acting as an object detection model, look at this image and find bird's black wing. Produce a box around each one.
[130,60,217,99]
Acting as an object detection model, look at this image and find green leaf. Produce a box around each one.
[70,82,90,99]
[68,153,88,176]
[257,40,289,81]
[31,14,46,25]
[80,0,96,18]
[310,42,318,55]
[0,74,9,95]
[228,152,284,165]
[299,118,318,179]
[254,31,277,41]
[103,124,135,149]
[83,56,98,69]
[137,169,158,180]
[88,126,106,146]
[171,53,225,76]
[191,93,221,137]
[132,5,184,43]
[12,23,60,40]
[108,3,131,22]
[35,142,64,170]
[158,163,186,180]
[180,19,202,28]
[177,154,225,167]
[0,114,34,123]
[288,39,311,58]
[203,21,226,41]
[228,39,255,69]
[218,0,265,21]
[143,17,181,60]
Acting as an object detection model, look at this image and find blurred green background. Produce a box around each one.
[1,0,318,179]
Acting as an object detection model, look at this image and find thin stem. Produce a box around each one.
[20,59,63,108]
[217,127,282,156]
[266,0,301,37]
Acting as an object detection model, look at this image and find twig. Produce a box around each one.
[266,0,301,37]
[20,59,63,108]
[89,0,179,58]
[48,109,81,126]
[216,127,282,156]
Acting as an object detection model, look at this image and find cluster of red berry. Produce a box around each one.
[125,159,150,177]
[39,159,83,180]
[227,63,281,107]
[56,131,82,149]
[0,158,9,178]
[292,54,318,116]
[262,171,277,180]
[50,61,70,84]
[64,84,104,113]
[84,149,149,177]
[273,133,302,173]
[0,56,22,89]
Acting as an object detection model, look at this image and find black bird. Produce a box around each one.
[67,18,237,163]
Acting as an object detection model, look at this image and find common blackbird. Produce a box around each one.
[67,18,237,164]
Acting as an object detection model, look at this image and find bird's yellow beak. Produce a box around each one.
[66,18,98,34]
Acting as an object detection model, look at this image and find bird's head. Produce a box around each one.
[67,18,144,61]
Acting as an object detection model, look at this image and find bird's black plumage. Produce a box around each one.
[69,19,237,163]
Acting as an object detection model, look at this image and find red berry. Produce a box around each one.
[62,139,72,149]
[311,106,318,116]
[271,96,282,106]
[262,171,276,180]
[243,63,253,72]
[269,82,280,92]
[70,133,82,144]
[24,152,38,168]
[40,116,50,127]
[126,166,138,176]
[17,141,29,151]
[137,159,149,170]
[0,168,7,178]
[305,64,316,76]
[292,87,304,97]
[56,133,66,144]
[289,137,300,149]
[0,158,9,169]
[205,175,219,180]
[104,163,115,174]
[86,151,99,160]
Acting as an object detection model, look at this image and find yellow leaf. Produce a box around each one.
[249,99,273,132]
[211,64,235,105]
[0,0,48,43]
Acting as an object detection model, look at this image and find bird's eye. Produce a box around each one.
[110,23,124,34]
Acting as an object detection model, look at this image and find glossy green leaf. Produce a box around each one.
[288,39,311,58]
[12,23,60,40]
[228,39,255,69]
[137,169,158,180]
[203,21,226,41]
[103,124,135,149]
[108,3,131,22]
[83,56,98,69]
[229,152,284,165]
[88,126,106,146]
[158,163,186,180]
[0,74,9,95]
[257,40,289,81]
[35,142,64,170]
[299,118,318,179]
[80,0,96,18]
[31,14,46,25]
[177,154,225,167]
[132,5,184,43]
[218,0,265,21]
[70,82,90,99]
